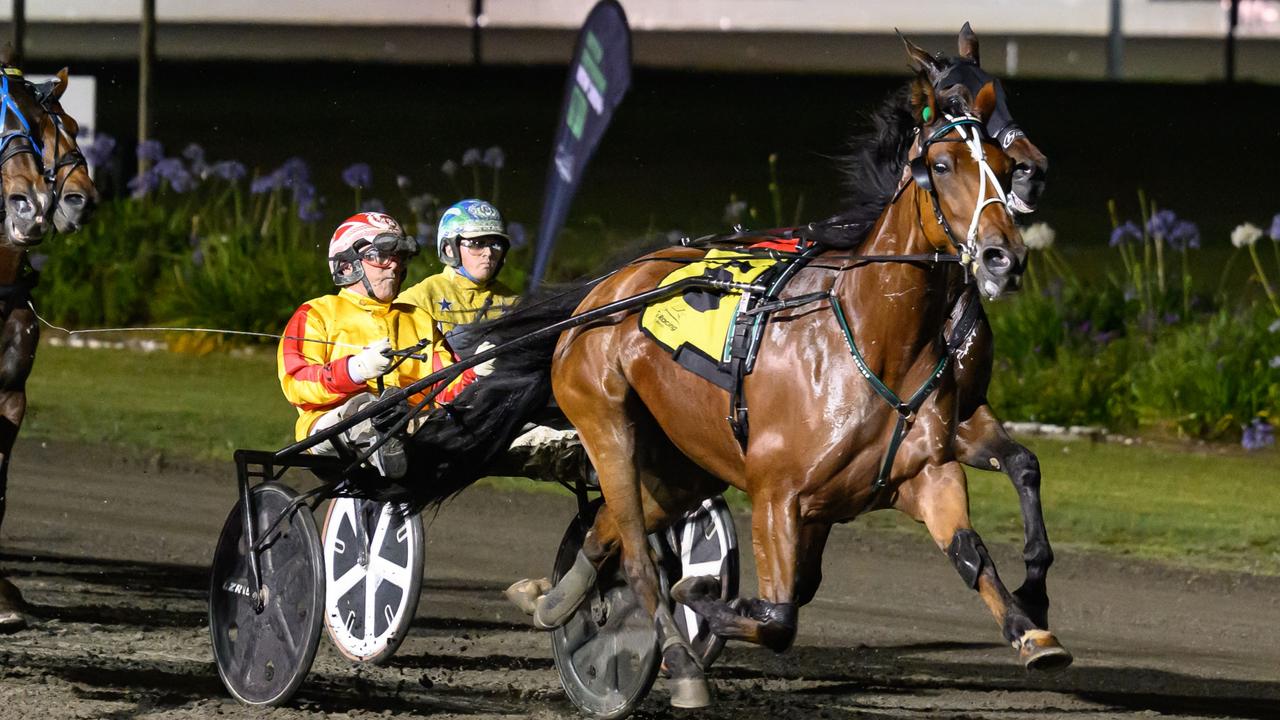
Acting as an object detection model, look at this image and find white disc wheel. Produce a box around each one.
[321,498,424,664]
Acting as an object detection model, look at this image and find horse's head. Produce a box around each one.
[36,69,97,234]
[902,42,1025,300]
[921,23,1048,214]
[0,67,52,246]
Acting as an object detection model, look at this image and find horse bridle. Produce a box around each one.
[31,83,87,212]
[901,114,1012,278]
[0,72,46,174]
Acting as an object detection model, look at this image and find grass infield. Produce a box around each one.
[23,342,1280,575]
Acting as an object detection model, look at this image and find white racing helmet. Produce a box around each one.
[328,212,417,289]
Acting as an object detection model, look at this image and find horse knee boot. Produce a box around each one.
[534,550,597,629]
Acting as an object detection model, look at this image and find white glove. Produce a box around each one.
[348,338,393,383]
[473,341,497,377]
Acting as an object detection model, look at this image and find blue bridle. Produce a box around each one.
[0,72,46,169]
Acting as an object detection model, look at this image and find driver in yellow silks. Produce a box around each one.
[397,199,519,357]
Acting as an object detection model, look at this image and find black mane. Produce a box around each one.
[817,84,918,249]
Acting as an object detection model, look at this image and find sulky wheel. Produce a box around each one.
[658,495,738,669]
[209,481,324,706]
[321,497,424,664]
[550,500,663,720]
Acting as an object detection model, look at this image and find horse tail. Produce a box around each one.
[390,282,597,513]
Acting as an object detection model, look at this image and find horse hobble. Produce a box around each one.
[519,38,1068,710]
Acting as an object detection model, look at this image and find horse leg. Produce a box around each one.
[897,461,1071,672]
[795,522,831,607]
[672,491,801,653]
[955,404,1053,627]
[0,389,28,629]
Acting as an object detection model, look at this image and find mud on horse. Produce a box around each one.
[526,53,1069,709]
[0,65,96,629]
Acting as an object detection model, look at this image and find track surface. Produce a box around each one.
[1,439,1277,719]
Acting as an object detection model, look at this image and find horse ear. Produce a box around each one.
[958,22,980,64]
[52,68,70,101]
[910,74,939,127]
[897,29,944,83]
[974,81,997,123]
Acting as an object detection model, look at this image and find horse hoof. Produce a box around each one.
[668,676,713,709]
[503,577,551,616]
[670,575,721,605]
[534,551,597,630]
[1017,629,1073,673]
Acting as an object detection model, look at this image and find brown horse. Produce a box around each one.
[766,26,1060,634]
[528,59,1069,707]
[0,65,94,629]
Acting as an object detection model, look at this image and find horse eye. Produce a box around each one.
[932,162,950,174]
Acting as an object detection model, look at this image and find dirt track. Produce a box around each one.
[1,439,1278,719]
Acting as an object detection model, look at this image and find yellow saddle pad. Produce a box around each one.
[639,249,780,389]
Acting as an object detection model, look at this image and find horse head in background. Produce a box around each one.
[914,22,1048,213]
[33,69,97,234]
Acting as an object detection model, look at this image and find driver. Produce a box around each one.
[277,212,488,479]
[397,199,519,357]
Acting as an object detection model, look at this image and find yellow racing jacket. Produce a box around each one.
[397,266,519,350]
[277,287,477,440]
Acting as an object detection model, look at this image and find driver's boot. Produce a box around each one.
[0,575,28,631]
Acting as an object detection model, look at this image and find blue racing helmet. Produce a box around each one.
[436,199,510,269]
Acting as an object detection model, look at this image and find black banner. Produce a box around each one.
[529,0,631,288]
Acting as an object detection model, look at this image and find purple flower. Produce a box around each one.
[341,162,372,190]
[396,174,412,192]
[209,160,247,182]
[413,231,432,251]
[127,169,160,198]
[1110,221,1141,247]
[1270,355,1280,369]
[461,148,482,167]
[182,143,207,174]
[441,159,459,178]
[83,133,116,167]
[1146,209,1178,240]
[1242,417,1275,451]
[154,158,196,193]
[136,139,164,162]
[507,221,527,248]
[250,170,284,194]
[191,248,205,267]
[296,184,323,222]
[1162,312,1180,325]
[280,157,310,186]
[1167,219,1200,250]
[360,197,386,213]
[483,146,505,170]
[29,252,48,272]
[1092,329,1120,345]
[1269,213,1280,242]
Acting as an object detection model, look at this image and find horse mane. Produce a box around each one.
[819,84,918,249]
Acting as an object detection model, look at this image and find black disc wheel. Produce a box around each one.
[550,501,663,720]
[209,481,324,706]
[321,498,424,664]
[660,495,739,668]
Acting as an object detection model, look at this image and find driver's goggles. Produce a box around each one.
[459,237,509,252]
[358,245,406,268]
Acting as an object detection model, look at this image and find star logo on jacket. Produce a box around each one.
[439,299,452,312]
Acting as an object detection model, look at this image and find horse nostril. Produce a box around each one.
[981,246,1014,276]
[7,194,34,218]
